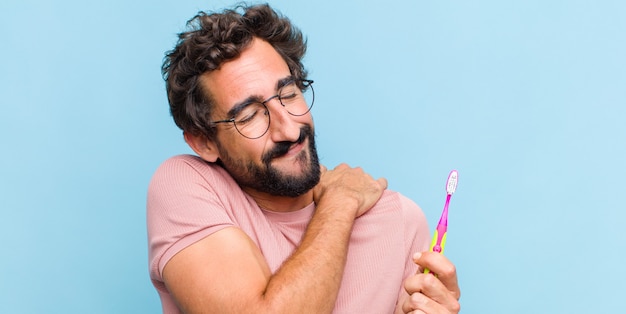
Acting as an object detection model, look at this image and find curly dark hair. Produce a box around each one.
[162,4,308,140]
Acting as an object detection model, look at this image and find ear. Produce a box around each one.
[184,131,220,163]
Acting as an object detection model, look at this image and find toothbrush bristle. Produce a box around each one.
[446,170,458,194]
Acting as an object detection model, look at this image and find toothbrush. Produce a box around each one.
[424,170,458,274]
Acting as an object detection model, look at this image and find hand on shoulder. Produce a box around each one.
[313,163,388,218]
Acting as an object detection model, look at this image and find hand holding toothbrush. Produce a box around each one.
[401,252,461,313]
[399,170,461,313]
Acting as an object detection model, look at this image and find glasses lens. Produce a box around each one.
[233,103,270,139]
[279,80,314,116]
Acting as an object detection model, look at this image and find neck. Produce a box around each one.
[243,187,314,212]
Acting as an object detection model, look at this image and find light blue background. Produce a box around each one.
[1,0,624,313]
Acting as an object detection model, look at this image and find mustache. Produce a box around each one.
[262,126,313,164]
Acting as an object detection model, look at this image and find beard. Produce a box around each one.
[215,125,320,197]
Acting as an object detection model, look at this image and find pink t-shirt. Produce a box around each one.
[147,154,430,313]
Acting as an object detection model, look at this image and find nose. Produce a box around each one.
[266,99,301,143]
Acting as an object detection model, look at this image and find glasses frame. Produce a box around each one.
[209,79,314,139]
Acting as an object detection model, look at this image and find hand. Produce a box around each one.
[402,252,461,313]
[313,163,388,217]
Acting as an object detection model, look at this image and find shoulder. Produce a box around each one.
[376,190,426,221]
[375,190,430,246]
[358,189,429,236]
[151,154,226,180]
[147,154,248,224]
[148,155,235,194]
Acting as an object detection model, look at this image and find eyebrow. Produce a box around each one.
[226,75,296,118]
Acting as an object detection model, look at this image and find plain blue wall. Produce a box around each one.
[1,0,624,313]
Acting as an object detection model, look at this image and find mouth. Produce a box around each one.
[262,128,309,164]
[283,139,306,158]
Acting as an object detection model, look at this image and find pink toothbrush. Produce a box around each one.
[424,170,458,274]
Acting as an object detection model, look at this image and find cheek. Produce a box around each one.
[223,137,267,161]
[295,112,315,126]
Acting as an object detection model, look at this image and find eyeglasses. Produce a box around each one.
[210,79,314,139]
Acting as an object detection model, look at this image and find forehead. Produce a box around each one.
[200,38,291,115]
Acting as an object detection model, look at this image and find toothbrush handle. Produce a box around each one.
[424,224,447,274]
[431,223,448,254]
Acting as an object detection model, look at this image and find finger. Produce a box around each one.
[413,252,460,300]
[402,292,452,314]
[377,177,388,189]
[404,273,460,313]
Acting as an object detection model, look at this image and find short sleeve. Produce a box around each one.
[146,155,236,282]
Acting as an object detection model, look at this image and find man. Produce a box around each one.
[147,4,460,313]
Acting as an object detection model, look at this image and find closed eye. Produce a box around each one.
[279,84,300,103]
[235,104,266,124]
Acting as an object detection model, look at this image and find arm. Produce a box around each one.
[162,163,387,313]
[394,195,431,314]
